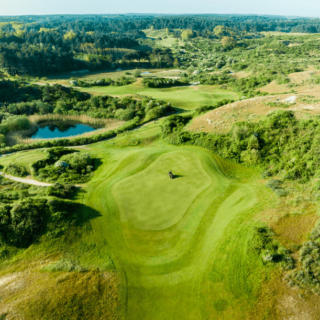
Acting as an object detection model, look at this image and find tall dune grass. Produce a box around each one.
[29,114,122,128]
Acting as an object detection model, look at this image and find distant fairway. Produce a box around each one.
[79,81,239,111]
[79,135,264,319]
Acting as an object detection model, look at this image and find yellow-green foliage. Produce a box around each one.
[15,30,25,38]
[86,31,94,36]
[213,25,226,37]
[39,27,51,33]
[11,22,23,31]
[221,36,237,48]
[64,30,77,41]
[181,29,194,40]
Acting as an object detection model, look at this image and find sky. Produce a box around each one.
[1,0,320,17]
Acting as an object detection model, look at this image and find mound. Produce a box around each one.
[83,143,258,319]
[189,94,320,133]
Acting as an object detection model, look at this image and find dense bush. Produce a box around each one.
[46,183,75,199]
[4,163,28,177]
[194,99,234,115]
[285,222,320,293]
[0,197,77,247]
[76,76,135,88]
[142,77,186,88]
[265,179,288,197]
[31,147,77,175]
[161,114,192,136]
[250,226,294,270]
[0,115,30,134]
[32,148,96,183]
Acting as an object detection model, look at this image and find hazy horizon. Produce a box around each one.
[2,0,320,18]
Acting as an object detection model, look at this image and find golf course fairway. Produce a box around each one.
[77,137,266,320]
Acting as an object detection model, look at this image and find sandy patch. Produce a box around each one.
[0,274,19,287]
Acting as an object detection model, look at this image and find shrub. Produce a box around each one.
[0,198,48,247]
[142,77,185,88]
[4,163,28,177]
[46,183,75,199]
[32,148,95,184]
[250,225,294,270]
[0,115,30,134]
[161,115,192,136]
[0,197,78,247]
[60,152,93,173]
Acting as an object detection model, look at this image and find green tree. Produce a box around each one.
[54,101,68,114]
[0,134,6,145]
[64,30,77,40]
[221,36,237,48]
[214,25,226,38]
[181,29,194,40]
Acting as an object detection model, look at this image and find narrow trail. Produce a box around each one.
[0,172,82,187]
[0,172,53,186]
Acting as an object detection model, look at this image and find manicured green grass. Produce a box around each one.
[79,82,239,111]
[72,133,269,319]
[0,150,45,174]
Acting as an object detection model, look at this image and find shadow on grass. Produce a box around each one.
[73,188,101,225]
[173,107,185,114]
[173,174,184,179]
[94,157,103,170]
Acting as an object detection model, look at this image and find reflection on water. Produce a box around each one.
[31,122,97,139]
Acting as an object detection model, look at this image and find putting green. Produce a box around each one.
[80,140,262,319]
[113,150,211,230]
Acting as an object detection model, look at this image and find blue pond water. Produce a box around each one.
[31,123,97,139]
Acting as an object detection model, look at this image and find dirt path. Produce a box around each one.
[0,172,53,186]
[0,172,83,188]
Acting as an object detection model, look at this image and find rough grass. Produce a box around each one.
[0,269,121,320]
[272,214,318,246]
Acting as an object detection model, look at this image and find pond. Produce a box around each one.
[30,122,98,139]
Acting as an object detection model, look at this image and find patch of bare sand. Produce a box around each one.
[232,71,252,79]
